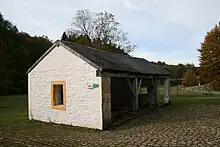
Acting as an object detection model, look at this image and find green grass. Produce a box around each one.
[169,97,220,106]
[0,95,102,131]
[0,95,28,124]
[158,86,220,103]
[161,86,219,96]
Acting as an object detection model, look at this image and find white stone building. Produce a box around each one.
[27,40,170,130]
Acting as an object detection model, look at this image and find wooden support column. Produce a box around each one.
[154,78,159,105]
[147,83,152,105]
[102,76,111,129]
[164,77,170,104]
[135,78,142,111]
[134,78,138,111]
[147,78,159,106]
[127,78,142,111]
[127,79,136,111]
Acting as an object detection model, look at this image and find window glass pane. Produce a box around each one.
[53,85,64,106]
[57,85,63,105]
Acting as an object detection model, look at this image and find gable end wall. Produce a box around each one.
[28,46,103,130]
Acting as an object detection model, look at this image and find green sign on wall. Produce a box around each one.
[87,83,99,89]
[93,84,99,88]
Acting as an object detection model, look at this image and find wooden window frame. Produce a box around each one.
[51,81,66,111]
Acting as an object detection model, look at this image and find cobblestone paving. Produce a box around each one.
[1,104,220,147]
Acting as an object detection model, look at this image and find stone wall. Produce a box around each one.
[28,45,103,130]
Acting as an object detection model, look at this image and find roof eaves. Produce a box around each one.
[103,69,170,77]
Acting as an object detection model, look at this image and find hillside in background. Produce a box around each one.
[0,13,52,95]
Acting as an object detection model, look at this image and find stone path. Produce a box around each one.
[1,104,220,147]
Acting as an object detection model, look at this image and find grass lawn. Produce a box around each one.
[0,95,28,124]
[158,86,220,103]
[1,91,220,146]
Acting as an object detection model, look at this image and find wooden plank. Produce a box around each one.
[101,72,169,79]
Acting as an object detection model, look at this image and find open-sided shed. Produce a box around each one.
[27,40,170,130]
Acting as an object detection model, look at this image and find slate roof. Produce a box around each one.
[61,41,169,76]
[27,40,169,76]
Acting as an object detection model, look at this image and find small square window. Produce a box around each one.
[51,81,66,110]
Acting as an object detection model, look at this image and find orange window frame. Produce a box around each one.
[51,81,66,111]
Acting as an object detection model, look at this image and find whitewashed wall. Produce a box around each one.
[28,45,103,130]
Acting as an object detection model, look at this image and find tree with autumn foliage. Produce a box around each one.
[198,22,220,90]
[183,69,197,87]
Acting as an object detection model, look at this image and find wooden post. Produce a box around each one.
[134,78,138,111]
[154,78,159,105]
[102,76,111,129]
[150,78,159,105]
[164,77,170,104]
[134,78,142,111]
[127,78,142,111]
[127,79,136,111]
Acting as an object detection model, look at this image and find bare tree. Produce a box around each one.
[71,9,93,36]
[69,9,136,53]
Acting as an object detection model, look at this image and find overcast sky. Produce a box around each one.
[1,0,220,66]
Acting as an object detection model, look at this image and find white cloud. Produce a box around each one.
[123,0,147,11]
[0,0,219,64]
[123,0,220,28]
[132,50,199,66]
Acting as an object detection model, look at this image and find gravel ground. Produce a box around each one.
[1,104,220,147]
